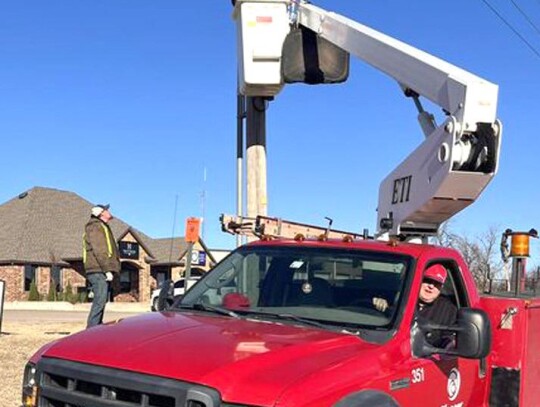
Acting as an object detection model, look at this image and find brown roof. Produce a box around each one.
[149,237,189,265]
[0,186,199,265]
[147,238,217,266]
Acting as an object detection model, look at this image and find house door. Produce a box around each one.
[118,262,140,301]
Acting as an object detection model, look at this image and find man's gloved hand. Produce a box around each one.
[105,272,114,282]
[372,297,389,312]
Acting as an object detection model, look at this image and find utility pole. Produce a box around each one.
[236,91,245,247]
[246,96,268,222]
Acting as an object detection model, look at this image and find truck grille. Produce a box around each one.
[37,358,220,407]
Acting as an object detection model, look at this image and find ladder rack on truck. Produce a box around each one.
[220,213,369,241]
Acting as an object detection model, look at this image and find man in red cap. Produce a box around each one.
[415,264,457,347]
[373,264,457,347]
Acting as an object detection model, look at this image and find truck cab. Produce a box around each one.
[24,237,492,407]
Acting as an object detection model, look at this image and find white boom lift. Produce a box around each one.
[231,0,502,240]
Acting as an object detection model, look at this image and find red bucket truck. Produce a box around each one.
[21,224,540,407]
[21,1,539,406]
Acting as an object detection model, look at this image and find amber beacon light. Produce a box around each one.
[509,229,539,258]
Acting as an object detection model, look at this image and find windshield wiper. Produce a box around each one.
[275,313,336,330]
[243,310,365,335]
[178,303,241,319]
[240,310,338,331]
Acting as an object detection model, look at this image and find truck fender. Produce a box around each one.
[334,390,400,407]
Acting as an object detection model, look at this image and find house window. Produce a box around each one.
[51,265,62,292]
[119,263,139,294]
[24,265,38,291]
[119,270,132,293]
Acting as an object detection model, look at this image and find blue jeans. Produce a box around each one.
[87,272,108,328]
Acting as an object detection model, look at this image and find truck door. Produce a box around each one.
[404,260,488,406]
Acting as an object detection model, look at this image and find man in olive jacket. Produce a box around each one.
[83,204,121,327]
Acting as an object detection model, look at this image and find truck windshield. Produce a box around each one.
[179,245,412,331]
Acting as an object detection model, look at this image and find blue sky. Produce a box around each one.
[1,1,539,258]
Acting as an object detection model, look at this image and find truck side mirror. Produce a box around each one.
[453,308,492,359]
[412,308,491,360]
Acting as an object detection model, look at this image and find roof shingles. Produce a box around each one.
[0,187,189,265]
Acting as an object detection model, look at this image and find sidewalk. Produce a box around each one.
[4,301,149,313]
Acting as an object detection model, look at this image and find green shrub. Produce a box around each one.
[64,282,78,304]
[46,281,57,302]
[63,282,72,299]
[28,280,41,301]
[78,291,88,303]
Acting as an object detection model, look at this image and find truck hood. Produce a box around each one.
[42,311,376,406]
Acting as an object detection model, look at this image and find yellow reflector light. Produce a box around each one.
[22,387,37,407]
[511,233,530,257]
[387,238,399,247]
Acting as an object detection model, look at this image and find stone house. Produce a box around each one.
[0,187,217,303]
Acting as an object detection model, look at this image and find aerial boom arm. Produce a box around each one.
[234,0,502,239]
[297,3,499,130]
[298,2,502,238]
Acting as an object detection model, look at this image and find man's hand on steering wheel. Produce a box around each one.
[372,297,389,312]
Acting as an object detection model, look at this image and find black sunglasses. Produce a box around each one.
[422,278,443,288]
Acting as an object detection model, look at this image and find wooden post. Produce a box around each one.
[246,96,268,228]
[184,218,201,283]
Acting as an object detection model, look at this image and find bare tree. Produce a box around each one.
[435,223,503,292]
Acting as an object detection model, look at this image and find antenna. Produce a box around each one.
[168,195,179,263]
[200,167,207,240]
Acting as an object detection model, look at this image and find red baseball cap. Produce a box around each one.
[423,264,447,284]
